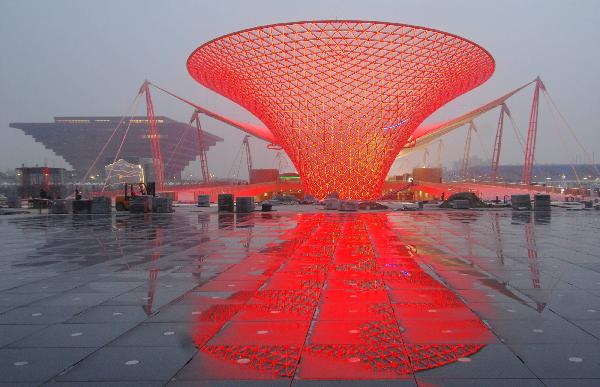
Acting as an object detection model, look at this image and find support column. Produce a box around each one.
[522,77,544,184]
[491,104,507,182]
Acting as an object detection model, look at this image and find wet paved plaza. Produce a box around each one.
[0,207,599,386]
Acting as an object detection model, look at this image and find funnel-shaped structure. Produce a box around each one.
[187,21,494,199]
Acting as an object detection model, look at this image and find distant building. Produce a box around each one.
[279,172,301,182]
[104,159,145,188]
[412,167,442,184]
[16,167,67,198]
[249,169,279,184]
[458,164,600,184]
[9,116,223,181]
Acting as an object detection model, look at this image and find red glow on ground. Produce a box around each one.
[189,213,492,379]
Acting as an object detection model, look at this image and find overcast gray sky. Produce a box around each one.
[1,0,599,178]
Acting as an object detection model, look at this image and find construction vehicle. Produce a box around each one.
[115,182,155,211]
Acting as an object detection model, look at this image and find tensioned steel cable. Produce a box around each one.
[101,97,141,192]
[81,92,142,184]
[541,88,599,176]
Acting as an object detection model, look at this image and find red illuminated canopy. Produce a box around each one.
[188,20,494,199]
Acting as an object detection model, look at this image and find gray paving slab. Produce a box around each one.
[0,305,89,325]
[108,322,197,347]
[0,208,599,384]
[9,322,137,348]
[485,317,599,343]
[0,347,95,382]
[66,305,151,323]
[541,380,600,387]
[413,379,544,387]
[0,324,47,347]
[0,292,57,307]
[508,343,600,378]
[55,346,197,382]
[411,344,536,379]
[167,381,292,387]
[43,382,164,387]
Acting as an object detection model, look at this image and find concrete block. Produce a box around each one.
[152,197,173,213]
[452,199,470,209]
[91,197,111,214]
[218,194,234,212]
[129,196,153,213]
[511,194,531,210]
[324,198,339,210]
[72,200,92,214]
[339,200,358,211]
[236,196,255,213]
[197,195,210,207]
[534,194,551,211]
[51,199,70,214]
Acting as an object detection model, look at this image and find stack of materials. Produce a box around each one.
[323,198,339,210]
[236,196,255,213]
[32,199,50,209]
[358,201,389,210]
[534,194,551,211]
[160,191,178,201]
[439,192,486,209]
[452,200,470,209]
[197,195,210,207]
[339,200,358,211]
[129,196,153,213]
[6,196,20,208]
[50,199,70,214]
[511,194,531,210]
[153,197,173,213]
[72,200,92,214]
[218,194,234,212]
[91,197,111,214]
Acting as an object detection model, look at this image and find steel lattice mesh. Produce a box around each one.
[188,21,494,199]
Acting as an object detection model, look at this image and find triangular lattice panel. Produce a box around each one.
[188,21,494,199]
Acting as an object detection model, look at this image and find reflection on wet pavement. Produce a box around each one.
[187,213,491,380]
[0,209,599,385]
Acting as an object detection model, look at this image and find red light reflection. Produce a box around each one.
[190,213,492,379]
